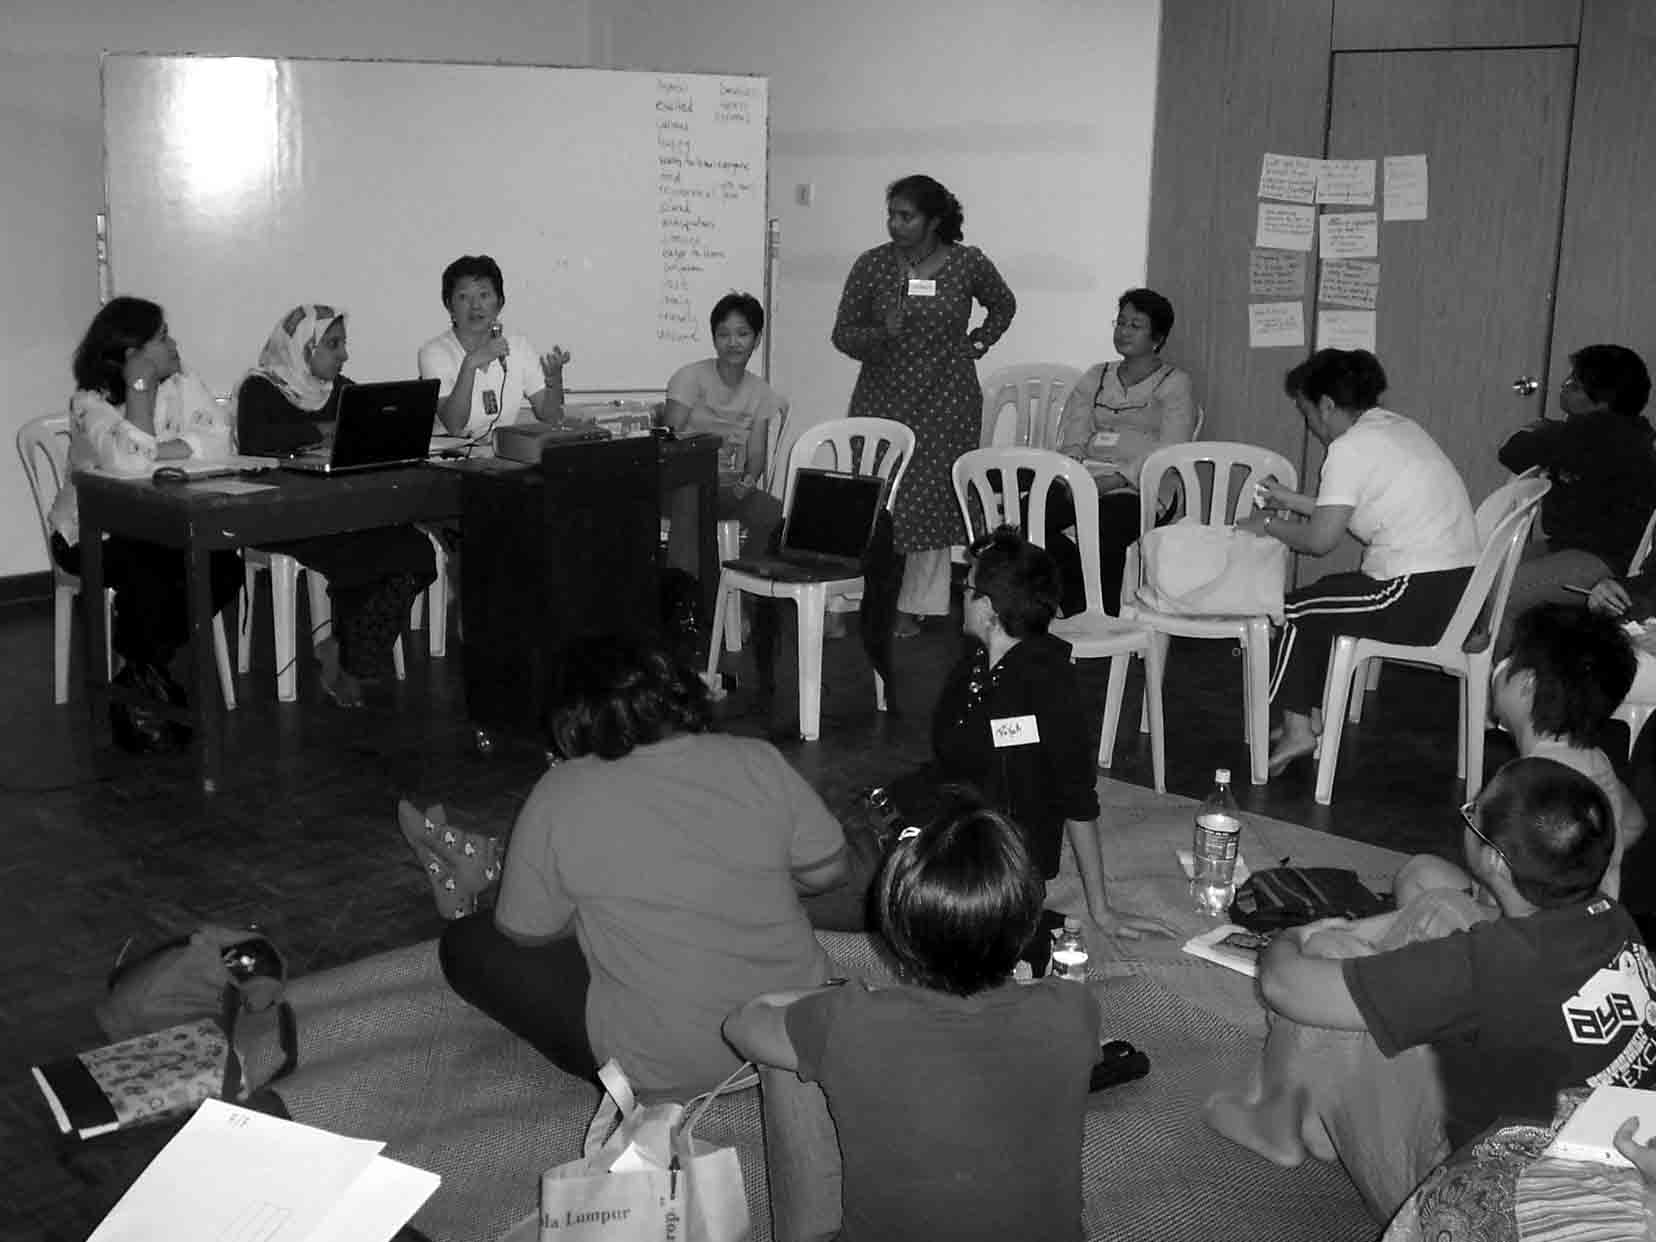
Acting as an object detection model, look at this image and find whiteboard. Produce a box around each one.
[101,55,769,395]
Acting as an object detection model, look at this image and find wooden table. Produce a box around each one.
[76,434,720,791]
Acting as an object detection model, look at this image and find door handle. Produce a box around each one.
[1511,375,1541,397]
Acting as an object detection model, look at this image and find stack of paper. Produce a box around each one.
[88,1099,439,1242]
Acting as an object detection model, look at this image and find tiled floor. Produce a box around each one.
[1,586,1641,1240]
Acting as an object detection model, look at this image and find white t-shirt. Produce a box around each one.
[1317,407,1479,579]
[665,358,782,479]
[417,327,543,437]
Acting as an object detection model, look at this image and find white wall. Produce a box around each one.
[0,0,1157,578]
[601,0,1160,459]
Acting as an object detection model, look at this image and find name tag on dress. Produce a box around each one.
[906,278,937,298]
[482,390,500,417]
[1090,430,1121,449]
[991,715,1040,748]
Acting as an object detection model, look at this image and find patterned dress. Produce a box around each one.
[832,243,1016,554]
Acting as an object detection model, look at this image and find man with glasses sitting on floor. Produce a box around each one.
[1206,756,1656,1221]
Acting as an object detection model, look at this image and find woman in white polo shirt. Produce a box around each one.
[417,253,572,439]
[1238,349,1479,775]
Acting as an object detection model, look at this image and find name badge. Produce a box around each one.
[1090,430,1121,449]
[481,390,500,418]
[906,278,937,298]
[990,714,1040,748]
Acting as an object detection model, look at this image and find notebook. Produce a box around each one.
[726,467,888,582]
[281,378,439,475]
[1545,1084,1656,1167]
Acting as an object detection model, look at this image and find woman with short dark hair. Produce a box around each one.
[832,173,1017,635]
[438,633,846,1095]
[661,291,784,572]
[1240,349,1480,774]
[1500,343,1656,647]
[50,297,242,749]
[1050,287,1198,614]
[417,253,573,438]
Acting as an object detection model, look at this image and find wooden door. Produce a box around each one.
[1304,47,1575,573]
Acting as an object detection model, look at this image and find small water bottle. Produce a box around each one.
[1048,917,1090,982]
[1192,768,1243,916]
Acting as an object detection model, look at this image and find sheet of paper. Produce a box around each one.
[1249,302,1306,349]
[1319,211,1379,259]
[186,480,281,495]
[1257,153,1319,204]
[89,1099,385,1242]
[1256,202,1316,253]
[1383,153,1429,220]
[1317,259,1380,311]
[1249,249,1308,298]
[1316,158,1376,206]
[1316,309,1377,353]
[309,1155,442,1242]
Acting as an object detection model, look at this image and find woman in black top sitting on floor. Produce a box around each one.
[236,304,436,707]
[806,526,1171,940]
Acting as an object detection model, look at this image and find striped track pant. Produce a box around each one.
[1269,567,1473,714]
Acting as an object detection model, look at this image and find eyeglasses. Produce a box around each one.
[1560,376,1584,392]
[1459,800,1508,865]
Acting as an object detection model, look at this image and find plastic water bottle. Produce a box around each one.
[1192,768,1243,916]
[1049,917,1090,982]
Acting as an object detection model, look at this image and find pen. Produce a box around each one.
[1561,584,1594,598]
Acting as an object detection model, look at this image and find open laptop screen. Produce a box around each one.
[781,468,888,559]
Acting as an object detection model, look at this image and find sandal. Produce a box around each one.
[317,638,365,709]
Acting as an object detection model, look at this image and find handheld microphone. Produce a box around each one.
[489,321,508,371]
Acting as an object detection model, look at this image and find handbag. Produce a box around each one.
[536,1059,752,1242]
[1228,866,1394,933]
[96,924,286,1042]
[1135,520,1288,620]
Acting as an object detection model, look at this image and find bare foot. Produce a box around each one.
[317,638,365,708]
[1204,1088,1308,1167]
[1267,723,1320,776]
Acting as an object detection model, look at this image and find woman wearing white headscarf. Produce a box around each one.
[237,305,436,707]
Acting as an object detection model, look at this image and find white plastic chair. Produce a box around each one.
[238,552,406,702]
[1348,466,1545,711]
[407,528,452,658]
[1312,477,1551,805]
[1612,505,1656,748]
[953,447,1166,790]
[979,364,1081,448]
[705,417,914,740]
[1121,442,1298,786]
[716,401,789,654]
[18,415,236,708]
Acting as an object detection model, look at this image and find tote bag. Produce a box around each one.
[1135,521,1288,621]
[533,1060,751,1242]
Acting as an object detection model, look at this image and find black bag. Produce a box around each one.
[1227,866,1393,933]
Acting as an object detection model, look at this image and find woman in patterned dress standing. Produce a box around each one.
[832,174,1017,635]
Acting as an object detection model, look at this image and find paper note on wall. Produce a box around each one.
[1249,303,1306,349]
[1249,249,1308,298]
[1256,203,1316,252]
[1319,212,1378,259]
[1317,259,1379,311]
[1384,154,1429,221]
[1258,153,1319,204]
[1316,309,1377,353]
[1316,159,1376,206]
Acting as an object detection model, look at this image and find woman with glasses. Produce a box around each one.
[1496,344,1655,654]
[1050,288,1197,615]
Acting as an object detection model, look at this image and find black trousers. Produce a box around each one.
[52,533,241,668]
[1042,488,1143,617]
[439,913,598,1081]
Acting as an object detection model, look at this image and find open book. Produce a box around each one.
[1182,924,1272,978]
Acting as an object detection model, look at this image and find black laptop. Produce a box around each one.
[280,378,439,475]
[726,467,889,582]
